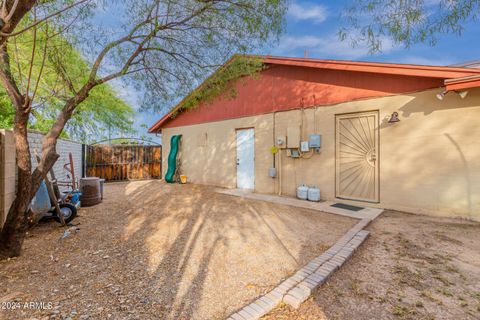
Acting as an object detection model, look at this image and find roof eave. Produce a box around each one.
[445,75,480,91]
[263,56,480,79]
[148,54,251,133]
[148,111,173,133]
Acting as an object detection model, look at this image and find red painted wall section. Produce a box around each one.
[162,65,444,128]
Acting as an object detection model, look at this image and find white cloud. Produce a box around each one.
[276,35,322,52]
[288,2,328,24]
[275,35,396,60]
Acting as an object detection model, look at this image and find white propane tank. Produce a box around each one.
[307,186,321,202]
[297,184,309,200]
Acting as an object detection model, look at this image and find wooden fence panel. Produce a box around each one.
[86,145,162,181]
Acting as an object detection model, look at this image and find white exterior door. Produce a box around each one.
[236,128,255,189]
[336,111,379,203]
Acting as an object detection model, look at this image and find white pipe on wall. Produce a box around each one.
[278,149,282,196]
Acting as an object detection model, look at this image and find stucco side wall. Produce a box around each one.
[162,114,275,193]
[162,87,480,221]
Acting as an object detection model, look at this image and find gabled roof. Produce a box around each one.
[149,55,480,133]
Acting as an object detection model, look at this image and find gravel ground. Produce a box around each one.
[0,180,355,320]
[262,210,480,320]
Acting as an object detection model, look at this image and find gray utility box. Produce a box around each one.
[268,167,277,178]
[309,134,321,148]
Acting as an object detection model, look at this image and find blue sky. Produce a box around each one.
[273,1,480,65]
[99,1,480,141]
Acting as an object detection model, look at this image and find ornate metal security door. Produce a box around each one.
[335,111,379,202]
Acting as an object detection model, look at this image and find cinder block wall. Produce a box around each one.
[0,130,84,229]
[0,130,16,228]
[27,131,83,189]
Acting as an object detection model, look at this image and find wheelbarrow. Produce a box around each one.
[30,180,81,224]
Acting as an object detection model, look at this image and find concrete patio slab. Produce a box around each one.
[216,188,384,221]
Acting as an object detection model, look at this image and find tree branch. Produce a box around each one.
[24,7,37,104]
[31,20,48,102]
[0,0,36,45]
[0,42,24,107]
[4,0,19,22]
[0,0,91,38]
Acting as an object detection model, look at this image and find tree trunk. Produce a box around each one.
[0,111,63,258]
[0,110,33,258]
[0,0,131,258]
[0,37,62,259]
[0,43,87,259]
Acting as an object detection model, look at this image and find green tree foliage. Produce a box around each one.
[339,0,480,53]
[98,0,287,115]
[0,90,15,128]
[0,22,135,143]
[0,0,287,258]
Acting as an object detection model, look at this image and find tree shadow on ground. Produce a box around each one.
[85,180,355,319]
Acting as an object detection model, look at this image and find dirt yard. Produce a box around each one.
[263,210,480,320]
[0,180,355,320]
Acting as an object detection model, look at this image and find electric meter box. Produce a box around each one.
[300,141,309,152]
[276,136,286,148]
[291,149,300,158]
[287,126,301,148]
[309,134,321,148]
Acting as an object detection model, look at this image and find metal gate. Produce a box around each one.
[86,145,162,181]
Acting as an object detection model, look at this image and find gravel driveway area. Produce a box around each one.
[262,211,480,320]
[0,180,355,320]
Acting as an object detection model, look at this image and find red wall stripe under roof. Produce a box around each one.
[149,55,480,132]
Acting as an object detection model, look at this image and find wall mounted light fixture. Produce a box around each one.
[388,112,400,123]
[436,90,468,100]
[458,90,468,99]
[436,91,447,100]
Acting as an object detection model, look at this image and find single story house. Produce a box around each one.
[149,55,480,221]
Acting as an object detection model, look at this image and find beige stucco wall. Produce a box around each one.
[162,87,480,221]
[164,115,275,193]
